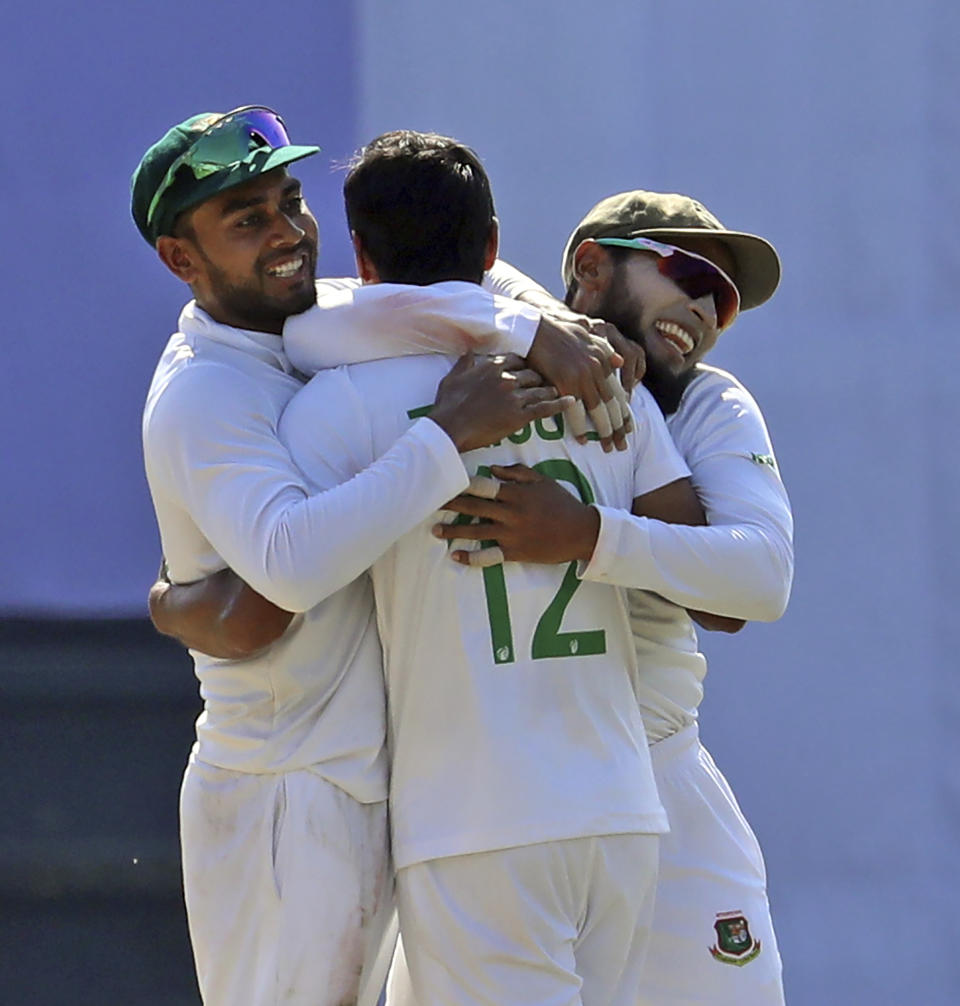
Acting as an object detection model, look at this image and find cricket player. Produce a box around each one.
[398,192,795,1005]
[133,107,621,1005]
[283,130,709,1005]
[152,130,711,1004]
[283,191,794,1004]
[473,191,794,1005]
[146,127,791,1000]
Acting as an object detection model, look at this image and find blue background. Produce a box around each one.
[0,0,358,614]
[3,1,958,1002]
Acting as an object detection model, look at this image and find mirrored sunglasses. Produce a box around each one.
[596,236,741,330]
[147,106,293,229]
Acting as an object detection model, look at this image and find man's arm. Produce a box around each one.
[431,375,792,624]
[286,273,637,452]
[581,374,793,621]
[431,466,767,624]
[289,278,543,367]
[484,258,646,395]
[432,383,702,562]
[147,353,570,615]
[149,566,293,658]
[147,354,571,656]
[432,466,703,564]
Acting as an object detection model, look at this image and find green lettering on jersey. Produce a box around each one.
[529,459,606,659]
[406,405,596,445]
[470,457,606,663]
[534,415,565,441]
[455,465,515,662]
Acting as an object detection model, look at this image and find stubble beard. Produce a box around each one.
[200,243,318,332]
[594,284,695,417]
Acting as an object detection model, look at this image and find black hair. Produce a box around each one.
[343,130,495,285]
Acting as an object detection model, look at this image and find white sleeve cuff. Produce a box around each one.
[578,505,653,583]
[410,416,472,499]
[492,299,539,356]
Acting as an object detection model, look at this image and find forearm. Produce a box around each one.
[149,571,294,658]
[586,372,797,621]
[289,266,635,450]
[189,419,469,613]
[483,258,558,308]
[580,507,793,621]
[285,281,540,374]
[152,372,471,614]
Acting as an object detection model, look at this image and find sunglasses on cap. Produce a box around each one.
[146,106,295,230]
[595,236,740,331]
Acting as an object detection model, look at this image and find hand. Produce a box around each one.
[552,312,646,396]
[430,353,574,453]
[526,314,636,452]
[431,463,601,566]
[596,320,645,393]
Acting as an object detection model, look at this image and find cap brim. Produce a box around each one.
[152,144,321,242]
[257,144,321,173]
[212,144,322,196]
[630,227,780,311]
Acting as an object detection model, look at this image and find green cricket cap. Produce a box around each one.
[562,189,781,311]
[130,108,320,246]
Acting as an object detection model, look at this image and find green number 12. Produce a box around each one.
[460,459,607,665]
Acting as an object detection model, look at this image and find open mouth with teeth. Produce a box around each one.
[654,320,696,357]
[265,253,308,280]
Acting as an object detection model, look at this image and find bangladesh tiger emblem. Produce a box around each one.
[709,911,762,966]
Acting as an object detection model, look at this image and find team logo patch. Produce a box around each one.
[710,911,762,966]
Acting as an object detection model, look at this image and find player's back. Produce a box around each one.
[346,354,679,869]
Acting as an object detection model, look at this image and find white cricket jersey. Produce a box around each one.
[279,355,689,868]
[600,365,794,741]
[286,279,793,747]
[142,302,471,794]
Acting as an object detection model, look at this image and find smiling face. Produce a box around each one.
[570,239,735,413]
[611,250,722,367]
[157,167,319,334]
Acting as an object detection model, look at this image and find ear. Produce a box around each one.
[352,232,380,284]
[569,239,614,312]
[156,235,201,284]
[483,217,500,271]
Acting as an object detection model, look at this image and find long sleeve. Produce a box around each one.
[579,368,794,621]
[284,279,541,374]
[145,359,470,613]
[482,258,557,303]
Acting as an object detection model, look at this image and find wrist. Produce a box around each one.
[575,504,602,562]
[427,409,469,452]
[526,324,555,384]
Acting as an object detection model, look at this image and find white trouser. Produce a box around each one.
[389,833,659,1006]
[180,754,390,1006]
[636,724,785,1005]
